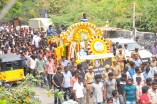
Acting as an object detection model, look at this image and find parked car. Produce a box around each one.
[110,38,152,63]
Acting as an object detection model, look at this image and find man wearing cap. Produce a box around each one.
[102,64,111,81]
[111,60,121,78]
[131,48,140,59]
[85,66,94,104]
[116,48,125,72]
[125,58,133,68]
[150,55,157,67]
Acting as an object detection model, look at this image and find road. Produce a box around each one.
[33,86,54,104]
[33,86,89,104]
[33,86,107,104]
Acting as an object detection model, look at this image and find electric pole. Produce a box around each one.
[132,0,136,40]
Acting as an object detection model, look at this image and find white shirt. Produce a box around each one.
[0,26,4,31]
[133,73,145,85]
[117,72,130,79]
[0,50,3,54]
[62,99,78,104]
[123,48,129,59]
[32,35,41,48]
[30,58,37,69]
[148,88,157,104]
[73,82,84,98]
[153,67,157,74]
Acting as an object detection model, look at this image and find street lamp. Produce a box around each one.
[132,0,136,40]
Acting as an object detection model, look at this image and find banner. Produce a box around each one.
[80,53,113,60]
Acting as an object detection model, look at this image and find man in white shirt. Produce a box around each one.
[148,81,157,104]
[123,44,129,59]
[133,67,145,85]
[73,76,84,104]
[63,66,72,101]
[32,34,41,48]
[29,55,37,76]
[0,26,4,32]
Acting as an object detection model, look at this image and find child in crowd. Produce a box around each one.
[112,90,120,104]
[107,98,113,104]
[133,66,145,85]
[140,86,150,104]
[136,77,143,103]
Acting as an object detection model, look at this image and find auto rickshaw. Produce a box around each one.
[0,54,25,82]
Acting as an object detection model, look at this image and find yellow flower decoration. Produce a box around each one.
[87,36,110,54]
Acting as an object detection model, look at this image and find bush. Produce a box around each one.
[0,74,41,104]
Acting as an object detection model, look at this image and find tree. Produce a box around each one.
[0,0,9,11]
[2,0,157,32]
[4,1,22,20]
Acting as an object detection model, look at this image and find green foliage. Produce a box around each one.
[1,0,157,32]
[0,74,41,104]
[0,0,9,11]
[0,74,65,104]
[45,89,64,102]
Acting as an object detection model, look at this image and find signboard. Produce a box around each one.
[79,53,114,75]
[92,58,112,75]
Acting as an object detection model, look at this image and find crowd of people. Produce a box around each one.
[0,22,157,104]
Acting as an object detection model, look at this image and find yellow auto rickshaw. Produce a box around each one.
[0,54,25,82]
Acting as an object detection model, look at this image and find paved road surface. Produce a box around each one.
[33,86,96,104]
[33,86,54,104]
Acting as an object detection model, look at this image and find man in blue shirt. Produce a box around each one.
[128,62,136,78]
[61,56,70,67]
[123,78,137,104]
[46,25,56,36]
[133,54,142,67]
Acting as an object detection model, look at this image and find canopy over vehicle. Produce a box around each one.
[0,54,21,62]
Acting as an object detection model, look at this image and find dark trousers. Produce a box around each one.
[29,68,38,77]
[47,74,53,89]
[63,87,70,101]
[54,87,62,104]
[23,67,27,76]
